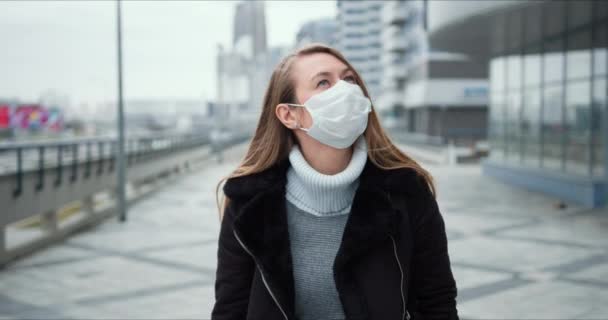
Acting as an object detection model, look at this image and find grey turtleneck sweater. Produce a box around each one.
[285,136,368,320]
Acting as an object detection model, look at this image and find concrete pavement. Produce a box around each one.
[1,142,607,319]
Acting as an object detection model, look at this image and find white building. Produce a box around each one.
[216,45,252,119]
[402,0,488,145]
[216,1,270,121]
[376,0,427,122]
[295,18,338,49]
[336,0,384,100]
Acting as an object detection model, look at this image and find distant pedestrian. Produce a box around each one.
[212,43,459,320]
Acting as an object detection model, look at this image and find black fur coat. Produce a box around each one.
[211,155,459,320]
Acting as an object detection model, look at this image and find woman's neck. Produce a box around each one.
[297,140,354,175]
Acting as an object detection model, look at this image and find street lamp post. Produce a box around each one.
[116,0,127,222]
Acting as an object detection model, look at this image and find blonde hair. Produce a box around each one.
[215,43,435,220]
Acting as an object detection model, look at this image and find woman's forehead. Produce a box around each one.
[293,53,348,78]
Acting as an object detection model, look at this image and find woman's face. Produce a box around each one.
[275,52,357,131]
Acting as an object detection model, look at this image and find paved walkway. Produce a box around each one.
[1,143,607,319]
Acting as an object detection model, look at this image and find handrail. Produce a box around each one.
[0,131,252,267]
[1,133,216,198]
[0,132,208,150]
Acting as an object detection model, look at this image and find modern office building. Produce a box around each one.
[377,0,427,122]
[376,0,411,118]
[399,0,488,145]
[336,0,384,100]
[295,18,338,49]
[428,0,608,207]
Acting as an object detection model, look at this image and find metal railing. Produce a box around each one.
[0,131,250,267]
[0,133,212,197]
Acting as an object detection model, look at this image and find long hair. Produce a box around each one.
[215,43,435,220]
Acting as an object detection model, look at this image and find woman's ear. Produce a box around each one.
[275,103,299,129]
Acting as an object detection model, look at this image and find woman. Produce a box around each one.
[211,43,459,320]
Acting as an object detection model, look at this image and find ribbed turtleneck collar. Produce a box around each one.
[286,135,368,217]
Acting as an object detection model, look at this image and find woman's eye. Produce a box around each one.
[316,79,330,88]
[344,76,356,83]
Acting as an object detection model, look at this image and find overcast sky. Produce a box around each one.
[0,0,336,111]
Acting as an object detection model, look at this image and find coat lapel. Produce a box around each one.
[228,157,295,317]
[226,155,405,318]
[332,183,402,273]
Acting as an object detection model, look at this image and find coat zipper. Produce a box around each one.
[390,234,411,320]
[233,229,289,320]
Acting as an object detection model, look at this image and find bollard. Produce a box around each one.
[0,228,6,267]
[41,210,58,233]
[447,141,456,166]
[82,195,96,215]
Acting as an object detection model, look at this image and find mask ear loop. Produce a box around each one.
[285,103,310,132]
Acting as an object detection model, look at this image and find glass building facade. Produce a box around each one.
[484,1,607,207]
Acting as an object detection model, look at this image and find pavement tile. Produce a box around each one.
[457,280,608,319]
[2,143,607,319]
[449,236,602,274]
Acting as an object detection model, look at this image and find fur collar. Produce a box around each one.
[223,154,423,199]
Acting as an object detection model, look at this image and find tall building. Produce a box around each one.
[399,0,488,145]
[377,0,427,124]
[216,45,250,119]
[267,46,291,72]
[428,0,608,207]
[295,18,338,49]
[336,0,384,100]
[217,1,270,120]
[233,1,267,59]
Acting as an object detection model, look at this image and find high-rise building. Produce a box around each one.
[336,0,384,100]
[400,0,488,146]
[267,46,291,73]
[295,18,338,49]
[376,0,427,123]
[216,44,250,119]
[233,1,267,59]
[428,0,608,207]
[217,1,270,119]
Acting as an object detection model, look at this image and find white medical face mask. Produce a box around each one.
[285,79,372,149]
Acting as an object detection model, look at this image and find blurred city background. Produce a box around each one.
[0,0,607,319]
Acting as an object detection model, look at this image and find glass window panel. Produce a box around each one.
[490,57,506,94]
[567,29,592,80]
[565,80,592,176]
[506,91,522,162]
[568,0,593,29]
[490,92,505,161]
[491,12,508,55]
[542,85,564,170]
[592,77,606,177]
[544,39,564,84]
[507,55,522,90]
[594,23,607,77]
[522,87,542,167]
[524,47,542,86]
[597,0,608,22]
[543,1,566,37]
[525,4,543,45]
[508,10,523,50]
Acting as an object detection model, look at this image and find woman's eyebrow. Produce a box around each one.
[309,67,352,81]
